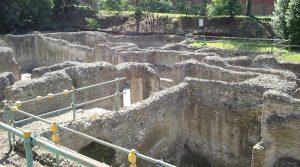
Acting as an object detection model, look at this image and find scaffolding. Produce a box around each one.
[0,77,176,167]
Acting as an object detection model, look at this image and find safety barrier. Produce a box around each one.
[0,121,106,167]
[15,77,126,125]
[0,77,176,167]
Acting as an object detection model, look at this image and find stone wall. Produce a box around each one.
[279,62,300,79]
[31,61,80,78]
[172,59,258,84]
[117,62,160,103]
[0,72,15,103]
[181,77,264,167]
[3,34,95,72]
[4,61,161,120]
[3,34,37,72]
[64,62,119,110]
[251,90,300,167]
[35,35,95,67]
[0,47,21,80]
[5,71,73,120]
[57,83,190,166]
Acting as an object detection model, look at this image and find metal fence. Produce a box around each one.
[0,77,176,167]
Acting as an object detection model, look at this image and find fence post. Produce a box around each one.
[71,87,77,121]
[23,131,33,167]
[115,77,121,112]
[51,122,60,166]
[3,101,12,148]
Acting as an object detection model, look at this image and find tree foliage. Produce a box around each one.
[100,0,124,11]
[0,0,53,33]
[52,0,96,28]
[272,0,290,39]
[285,0,300,45]
[207,0,243,18]
[272,0,300,45]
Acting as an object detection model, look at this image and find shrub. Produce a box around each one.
[207,0,243,18]
[85,18,100,30]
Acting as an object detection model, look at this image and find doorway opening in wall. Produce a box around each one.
[78,141,116,166]
[21,73,31,80]
[180,146,211,167]
[123,84,131,107]
[274,157,300,167]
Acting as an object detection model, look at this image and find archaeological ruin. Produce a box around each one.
[0,31,299,167]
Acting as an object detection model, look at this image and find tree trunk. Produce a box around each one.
[135,0,141,33]
[246,0,252,16]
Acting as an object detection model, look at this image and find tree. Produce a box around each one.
[272,0,290,39]
[285,0,300,45]
[100,0,124,11]
[52,0,96,28]
[245,0,252,16]
[0,0,53,33]
[207,0,243,18]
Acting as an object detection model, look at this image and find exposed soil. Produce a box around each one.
[98,14,275,38]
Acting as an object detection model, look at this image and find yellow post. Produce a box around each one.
[50,122,60,144]
[128,149,137,167]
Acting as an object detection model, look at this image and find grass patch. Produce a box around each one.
[191,40,275,52]
[276,51,300,63]
[190,40,300,63]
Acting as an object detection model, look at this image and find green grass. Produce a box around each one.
[276,51,300,63]
[191,40,275,52]
[190,40,300,63]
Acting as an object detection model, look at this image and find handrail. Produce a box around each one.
[15,92,124,125]
[19,77,126,104]
[14,108,176,167]
[0,121,107,167]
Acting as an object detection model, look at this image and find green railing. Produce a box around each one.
[1,77,176,167]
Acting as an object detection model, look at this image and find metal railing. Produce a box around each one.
[0,121,105,167]
[15,77,126,125]
[0,77,176,167]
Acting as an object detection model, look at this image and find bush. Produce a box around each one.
[85,18,100,30]
[272,0,290,39]
[207,0,243,18]
[0,0,53,33]
[286,0,300,45]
